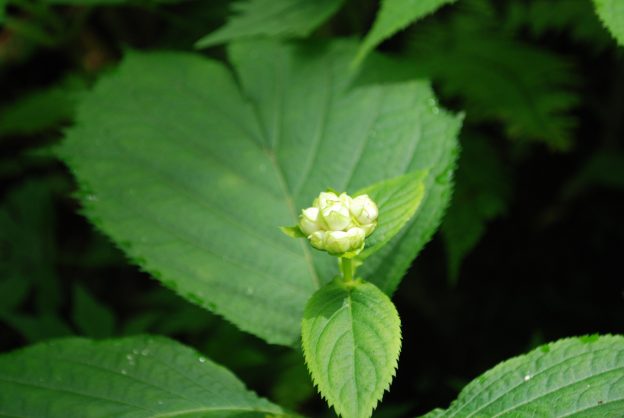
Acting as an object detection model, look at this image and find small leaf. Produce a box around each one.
[302,279,401,418]
[593,0,624,46]
[423,335,624,417]
[0,77,85,137]
[281,225,306,238]
[354,0,457,64]
[356,170,426,260]
[0,335,288,417]
[72,284,116,338]
[195,0,345,48]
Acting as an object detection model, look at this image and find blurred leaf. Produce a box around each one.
[45,0,184,4]
[0,335,288,417]
[1,313,73,342]
[442,136,511,283]
[0,276,31,314]
[593,0,624,47]
[356,170,426,260]
[72,285,116,338]
[355,0,457,64]
[562,151,624,199]
[0,77,86,138]
[421,335,624,417]
[409,0,579,150]
[195,0,345,48]
[504,0,611,51]
[59,40,461,345]
[271,360,315,410]
[302,279,401,418]
[0,179,62,313]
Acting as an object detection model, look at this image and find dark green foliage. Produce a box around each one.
[1,0,624,417]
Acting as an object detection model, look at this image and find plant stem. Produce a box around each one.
[341,257,353,283]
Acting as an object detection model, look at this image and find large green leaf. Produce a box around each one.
[593,0,624,46]
[0,335,286,417]
[354,0,457,64]
[59,40,461,345]
[422,335,624,417]
[195,0,344,48]
[302,279,401,418]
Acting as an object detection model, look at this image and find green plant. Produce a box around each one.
[1,0,624,417]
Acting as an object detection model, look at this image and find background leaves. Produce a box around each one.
[195,0,345,48]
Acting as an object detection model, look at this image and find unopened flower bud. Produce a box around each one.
[314,192,341,210]
[324,231,351,254]
[350,194,378,226]
[299,207,321,235]
[309,231,327,250]
[320,203,351,231]
[288,190,379,257]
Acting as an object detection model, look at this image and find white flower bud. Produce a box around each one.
[294,190,379,256]
[313,192,340,209]
[324,227,366,255]
[309,231,327,250]
[324,231,351,254]
[345,227,365,251]
[350,194,378,225]
[299,207,321,235]
[320,203,352,231]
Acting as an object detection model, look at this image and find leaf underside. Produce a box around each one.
[0,335,285,417]
[60,39,461,346]
[423,335,624,417]
[302,280,401,418]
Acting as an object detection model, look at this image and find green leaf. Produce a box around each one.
[59,40,461,345]
[356,170,426,260]
[354,0,457,64]
[302,279,401,418]
[504,0,612,51]
[423,335,624,417]
[441,136,510,283]
[72,285,116,338]
[1,313,73,342]
[280,225,306,238]
[593,0,624,46]
[195,0,345,48]
[0,335,287,417]
[0,76,85,137]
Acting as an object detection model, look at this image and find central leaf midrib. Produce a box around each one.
[240,69,322,290]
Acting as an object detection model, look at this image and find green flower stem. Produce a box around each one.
[340,257,354,283]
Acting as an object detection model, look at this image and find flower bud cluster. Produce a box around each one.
[298,191,378,256]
